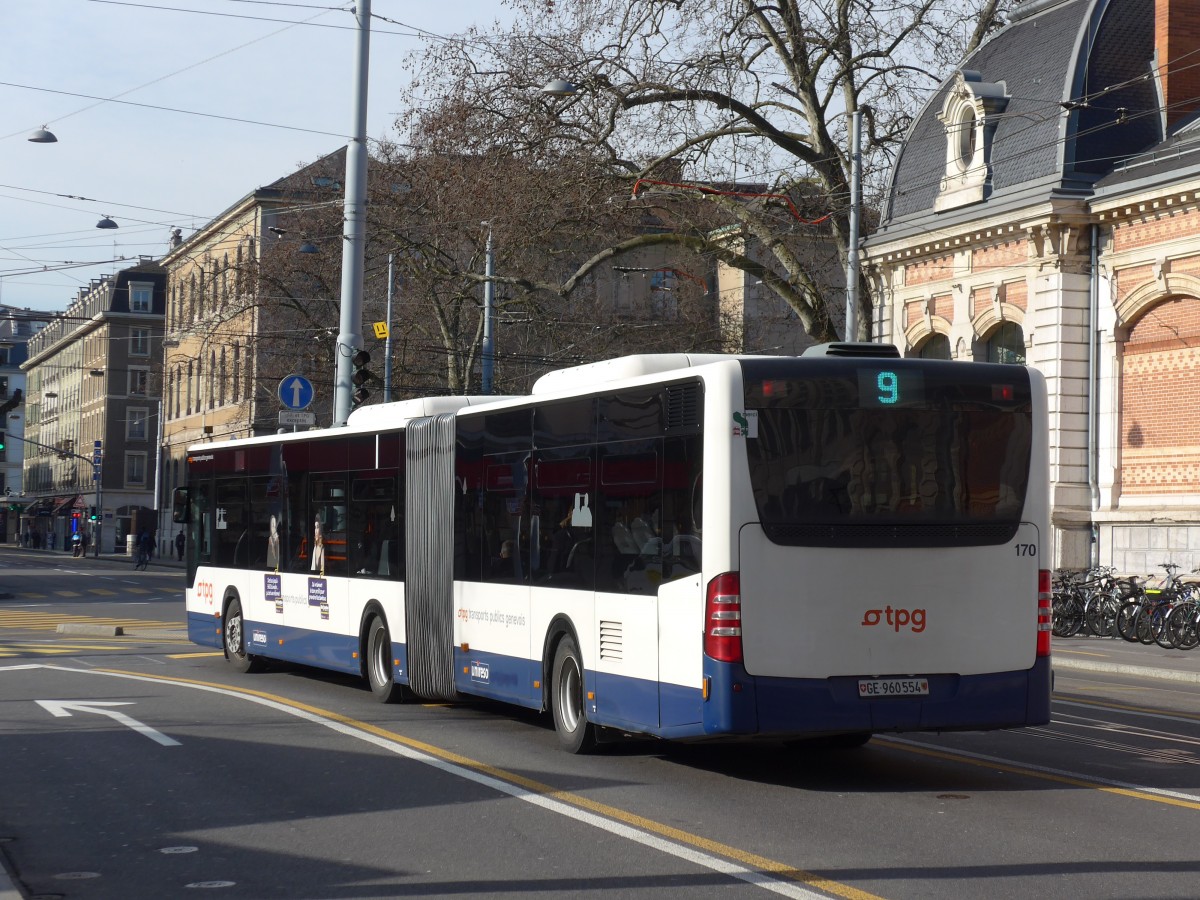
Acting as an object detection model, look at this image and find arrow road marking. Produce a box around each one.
[36,700,181,747]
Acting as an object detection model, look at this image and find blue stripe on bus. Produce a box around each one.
[701,656,1053,736]
[187,612,222,648]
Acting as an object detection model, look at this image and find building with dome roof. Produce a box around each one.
[864,0,1200,572]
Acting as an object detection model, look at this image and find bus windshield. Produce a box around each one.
[740,358,1033,545]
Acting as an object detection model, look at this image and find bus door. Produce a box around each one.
[593,441,662,730]
[287,476,349,658]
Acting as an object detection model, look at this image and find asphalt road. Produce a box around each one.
[0,547,1198,899]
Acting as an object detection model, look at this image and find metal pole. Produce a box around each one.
[845,109,862,341]
[384,252,394,402]
[481,224,495,394]
[151,404,163,556]
[333,0,372,427]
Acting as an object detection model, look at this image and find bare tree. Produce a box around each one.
[399,0,1017,341]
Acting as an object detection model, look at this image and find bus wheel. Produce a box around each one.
[366,616,403,703]
[551,636,596,754]
[224,598,262,674]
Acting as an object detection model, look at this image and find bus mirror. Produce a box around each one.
[172,487,190,524]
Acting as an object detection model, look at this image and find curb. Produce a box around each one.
[1053,655,1200,684]
[56,623,124,637]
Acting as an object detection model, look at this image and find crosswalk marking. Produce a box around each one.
[0,610,181,632]
[3,586,168,600]
[0,641,137,657]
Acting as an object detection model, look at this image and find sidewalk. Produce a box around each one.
[10,545,185,570]
[1052,634,1200,684]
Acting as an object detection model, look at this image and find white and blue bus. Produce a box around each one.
[177,343,1051,751]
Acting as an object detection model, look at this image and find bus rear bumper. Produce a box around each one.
[702,655,1052,737]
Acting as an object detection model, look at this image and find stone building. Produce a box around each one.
[864,0,1200,572]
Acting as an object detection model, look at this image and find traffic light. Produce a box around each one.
[0,432,5,453]
[89,507,99,522]
[351,349,375,407]
[0,388,22,418]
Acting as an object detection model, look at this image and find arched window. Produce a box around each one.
[219,347,227,406]
[209,350,217,409]
[232,344,241,403]
[916,334,951,360]
[186,361,193,415]
[986,322,1025,364]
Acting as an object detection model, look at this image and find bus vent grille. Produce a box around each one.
[599,620,623,660]
[665,383,702,432]
[762,521,1019,548]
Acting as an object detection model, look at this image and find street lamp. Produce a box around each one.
[96,216,118,230]
[27,126,57,143]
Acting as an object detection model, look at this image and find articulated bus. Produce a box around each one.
[177,343,1051,752]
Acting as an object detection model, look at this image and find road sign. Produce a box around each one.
[278,375,314,411]
[372,321,389,339]
[279,410,316,427]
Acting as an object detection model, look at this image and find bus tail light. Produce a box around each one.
[1037,569,1052,657]
[705,572,743,663]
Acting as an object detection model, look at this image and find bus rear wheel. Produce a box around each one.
[551,636,596,754]
[224,598,263,673]
[366,616,403,703]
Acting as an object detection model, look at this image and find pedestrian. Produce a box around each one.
[81,531,89,556]
[135,529,153,570]
[71,531,82,557]
[175,530,185,561]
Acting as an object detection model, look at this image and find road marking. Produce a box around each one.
[1056,696,1200,725]
[36,699,181,747]
[8,664,880,900]
[876,737,1200,810]
[0,611,179,632]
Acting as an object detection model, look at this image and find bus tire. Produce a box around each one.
[366,616,403,703]
[551,635,596,754]
[224,597,263,674]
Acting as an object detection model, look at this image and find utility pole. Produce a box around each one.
[333,0,372,426]
[845,109,862,341]
[481,224,496,394]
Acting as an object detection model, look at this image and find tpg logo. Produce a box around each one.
[861,606,926,633]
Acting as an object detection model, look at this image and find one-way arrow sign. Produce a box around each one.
[278,374,314,411]
[36,700,181,747]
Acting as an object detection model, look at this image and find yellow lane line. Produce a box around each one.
[167,651,224,658]
[874,739,1200,811]
[97,667,882,900]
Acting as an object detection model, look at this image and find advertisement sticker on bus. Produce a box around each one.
[308,577,327,607]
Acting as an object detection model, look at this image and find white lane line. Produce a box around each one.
[1,664,832,899]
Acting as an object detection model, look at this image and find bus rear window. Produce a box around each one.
[741,359,1033,546]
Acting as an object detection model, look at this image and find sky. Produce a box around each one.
[0,0,510,313]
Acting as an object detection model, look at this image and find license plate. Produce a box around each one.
[858,677,929,698]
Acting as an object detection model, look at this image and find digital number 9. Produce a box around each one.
[877,371,899,405]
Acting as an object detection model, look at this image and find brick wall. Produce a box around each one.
[972,286,993,319]
[1112,207,1200,252]
[1120,297,1200,494]
[1157,0,1200,128]
[972,239,1026,273]
[1115,263,1156,303]
[904,254,953,287]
